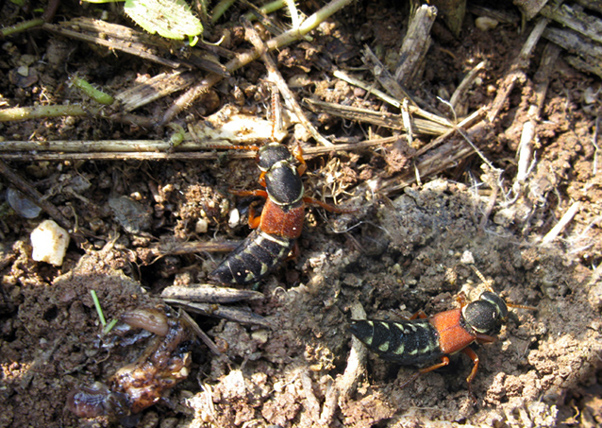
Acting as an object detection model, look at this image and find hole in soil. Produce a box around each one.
[43,305,58,321]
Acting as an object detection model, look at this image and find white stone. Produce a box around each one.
[475,16,498,31]
[31,220,70,266]
[195,218,209,234]
[228,208,240,229]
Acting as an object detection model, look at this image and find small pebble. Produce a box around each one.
[7,188,42,219]
[108,195,151,234]
[195,218,208,234]
[475,16,499,31]
[228,208,240,228]
[30,219,70,266]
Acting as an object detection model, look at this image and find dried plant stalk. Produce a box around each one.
[394,4,437,88]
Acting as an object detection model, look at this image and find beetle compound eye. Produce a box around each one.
[480,291,508,320]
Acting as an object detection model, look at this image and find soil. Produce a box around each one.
[1,1,602,427]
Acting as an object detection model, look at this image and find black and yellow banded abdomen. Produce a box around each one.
[350,319,444,366]
[210,229,294,285]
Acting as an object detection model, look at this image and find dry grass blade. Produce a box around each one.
[115,71,198,112]
[42,17,229,75]
[43,18,182,69]
[304,99,451,136]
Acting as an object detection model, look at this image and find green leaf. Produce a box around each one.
[124,0,203,40]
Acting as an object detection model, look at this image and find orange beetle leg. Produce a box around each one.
[419,355,450,374]
[247,201,262,229]
[462,347,480,385]
[292,142,307,176]
[230,189,268,199]
[409,310,428,320]
[475,333,496,344]
[258,171,267,188]
[302,196,355,214]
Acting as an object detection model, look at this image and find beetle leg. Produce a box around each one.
[302,196,355,213]
[418,355,450,374]
[408,310,428,320]
[292,142,307,176]
[475,333,496,343]
[258,171,267,187]
[462,347,480,385]
[230,189,268,199]
[247,201,262,229]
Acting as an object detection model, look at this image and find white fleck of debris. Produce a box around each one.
[251,329,269,344]
[30,219,70,266]
[228,208,240,228]
[460,250,475,265]
[195,218,209,234]
[475,16,498,31]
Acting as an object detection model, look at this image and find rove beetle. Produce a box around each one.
[350,284,535,392]
[210,96,351,286]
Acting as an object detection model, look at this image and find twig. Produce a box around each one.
[0,138,395,161]
[161,284,265,303]
[304,99,451,135]
[164,299,272,327]
[381,118,491,193]
[450,61,486,117]
[360,46,416,105]
[42,20,182,69]
[71,76,115,105]
[301,370,321,423]
[179,310,224,357]
[512,42,560,199]
[394,4,437,87]
[115,71,197,112]
[0,105,89,122]
[0,18,44,37]
[543,25,602,79]
[540,2,602,44]
[542,202,581,244]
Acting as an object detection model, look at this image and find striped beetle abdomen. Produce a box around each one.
[350,319,444,366]
[210,229,295,285]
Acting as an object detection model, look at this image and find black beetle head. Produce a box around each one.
[257,143,293,172]
[265,162,304,206]
[462,291,508,335]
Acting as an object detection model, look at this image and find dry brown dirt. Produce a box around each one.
[1,1,602,427]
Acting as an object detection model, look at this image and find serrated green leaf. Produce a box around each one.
[124,0,203,40]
